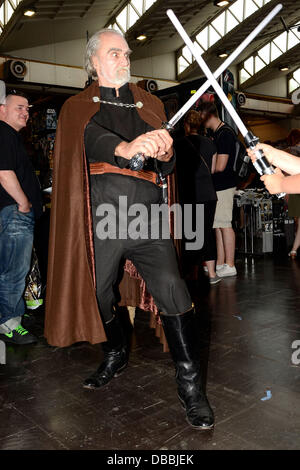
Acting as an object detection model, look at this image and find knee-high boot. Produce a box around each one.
[83,314,128,389]
[160,309,214,429]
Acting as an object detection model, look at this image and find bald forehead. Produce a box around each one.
[6,95,28,106]
[98,32,131,54]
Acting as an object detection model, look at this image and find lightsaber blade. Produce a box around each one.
[168,3,283,128]
[167,7,285,198]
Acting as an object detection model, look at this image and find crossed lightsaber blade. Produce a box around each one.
[130,3,284,197]
[166,4,285,198]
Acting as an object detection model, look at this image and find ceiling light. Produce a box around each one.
[279,66,289,71]
[136,35,147,41]
[24,8,36,17]
[214,0,230,7]
[218,52,229,58]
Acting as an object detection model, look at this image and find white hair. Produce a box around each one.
[84,28,125,80]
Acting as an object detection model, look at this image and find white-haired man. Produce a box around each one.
[45,29,214,430]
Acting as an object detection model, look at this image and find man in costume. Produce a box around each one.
[45,28,214,429]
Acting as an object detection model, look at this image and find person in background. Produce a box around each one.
[175,110,220,284]
[0,91,43,344]
[198,102,237,278]
[284,129,300,258]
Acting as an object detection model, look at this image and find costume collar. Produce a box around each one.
[99,82,132,101]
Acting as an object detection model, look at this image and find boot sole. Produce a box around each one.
[178,393,215,430]
[83,362,128,390]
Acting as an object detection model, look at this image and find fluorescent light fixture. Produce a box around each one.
[280,66,289,71]
[218,52,229,58]
[136,34,147,41]
[214,0,230,7]
[24,8,36,17]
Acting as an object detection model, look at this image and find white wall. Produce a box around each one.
[245,75,288,98]
[9,41,177,81]
[7,40,292,98]
[9,39,86,68]
[0,55,177,91]
[131,53,176,81]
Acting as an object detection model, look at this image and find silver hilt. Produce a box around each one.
[244,132,285,199]
[128,122,174,171]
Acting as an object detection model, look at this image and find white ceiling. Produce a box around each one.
[0,0,299,87]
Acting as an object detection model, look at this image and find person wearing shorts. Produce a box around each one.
[199,102,237,278]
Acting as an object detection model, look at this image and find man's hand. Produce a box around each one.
[247,143,276,166]
[260,168,284,194]
[18,201,32,213]
[115,129,173,160]
[0,170,32,213]
[145,129,173,161]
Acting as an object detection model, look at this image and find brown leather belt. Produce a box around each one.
[89,161,161,186]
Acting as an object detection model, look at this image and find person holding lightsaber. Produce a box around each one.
[247,143,300,195]
[45,3,283,431]
[45,28,215,431]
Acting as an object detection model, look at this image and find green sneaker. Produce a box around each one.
[0,324,38,344]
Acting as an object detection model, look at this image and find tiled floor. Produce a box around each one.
[1,255,300,450]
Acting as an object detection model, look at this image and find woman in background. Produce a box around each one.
[175,110,219,284]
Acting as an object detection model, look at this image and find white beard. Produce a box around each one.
[100,66,131,87]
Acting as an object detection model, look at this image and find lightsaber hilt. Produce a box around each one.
[128,122,175,203]
[244,131,285,199]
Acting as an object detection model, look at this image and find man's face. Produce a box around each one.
[92,32,132,88]
[0,95,29,131]
[200,111,213,129]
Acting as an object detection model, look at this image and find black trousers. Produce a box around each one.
[182,200,217,273]
[92,231,192,324]
[200,200,217,262]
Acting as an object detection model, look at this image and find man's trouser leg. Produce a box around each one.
[83,239,128,389]
[127,238,214,429]
[0,205,34,333]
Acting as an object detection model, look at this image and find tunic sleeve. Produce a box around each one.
[84,120,129,169]
[156,153,176,177]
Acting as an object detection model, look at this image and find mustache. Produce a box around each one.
[117,67,130,72]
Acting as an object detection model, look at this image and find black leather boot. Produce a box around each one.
[160,309,214,430]
[83,315,128,390]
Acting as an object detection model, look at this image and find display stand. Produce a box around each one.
[234,189,292,255]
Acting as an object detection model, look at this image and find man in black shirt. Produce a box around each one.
[175,110,219,284]
[199,102,237,278]
[50,28,214,429]
[0,91,42,344]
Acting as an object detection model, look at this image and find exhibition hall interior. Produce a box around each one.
[0,0,300,452]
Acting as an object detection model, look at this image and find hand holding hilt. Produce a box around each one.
[244,131,285,199]
[128,122,174,171]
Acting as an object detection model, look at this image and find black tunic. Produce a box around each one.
[83,83,191,321]
[84,83,175,215]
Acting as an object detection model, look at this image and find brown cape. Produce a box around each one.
[44,80,178,348]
